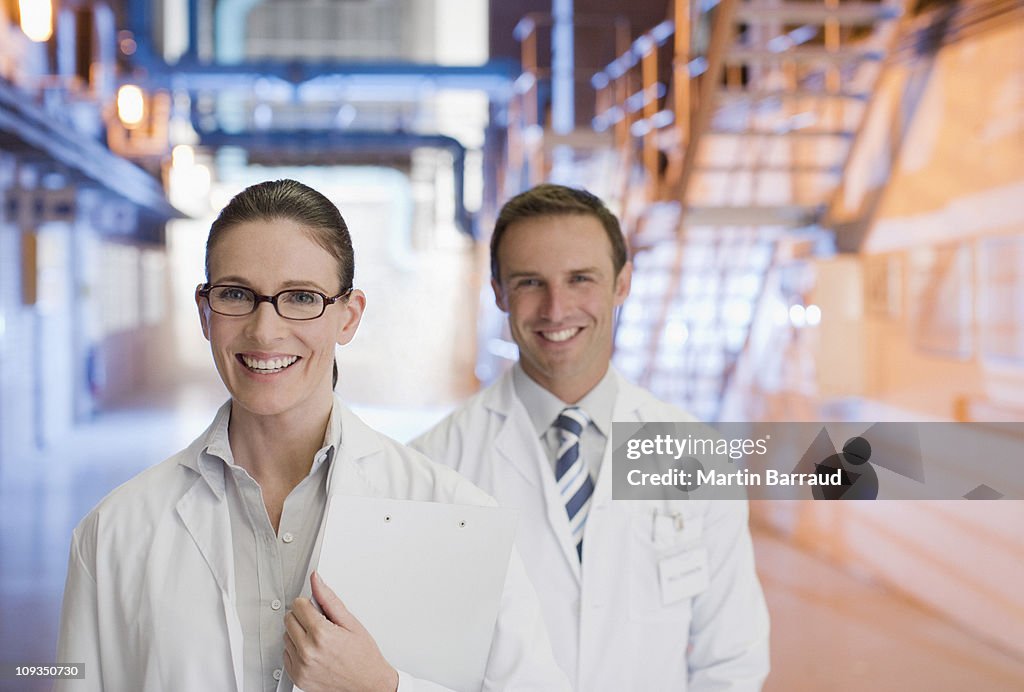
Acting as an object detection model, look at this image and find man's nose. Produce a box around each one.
[540,284,569,322]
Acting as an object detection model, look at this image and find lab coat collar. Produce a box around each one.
[177,400,234,499]
[178,395,365,498]
[483,366,649,490]
[176,392,385,496]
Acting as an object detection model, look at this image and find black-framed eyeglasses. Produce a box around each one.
[197,284,353,321]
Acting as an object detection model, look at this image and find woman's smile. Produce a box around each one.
[237,353,301,375]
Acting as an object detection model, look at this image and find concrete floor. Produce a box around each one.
[2,390,1023,692]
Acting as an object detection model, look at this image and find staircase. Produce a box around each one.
[590,0,909,420]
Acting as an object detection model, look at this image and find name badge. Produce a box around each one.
[658,548,708,605]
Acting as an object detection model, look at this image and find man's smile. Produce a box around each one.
[539,327,583,343]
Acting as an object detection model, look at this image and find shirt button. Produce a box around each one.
[271,599,282,611]
[273,669,282,681]
[282,532,294,543]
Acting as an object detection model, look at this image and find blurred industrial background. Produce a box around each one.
[1,0,1023,689]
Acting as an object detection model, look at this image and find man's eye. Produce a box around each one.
[570,274,592,283]
[517,279,541,288]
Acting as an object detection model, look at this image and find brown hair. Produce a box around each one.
[206,179,354,292]
[490,184,627,282]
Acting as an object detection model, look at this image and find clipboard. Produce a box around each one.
[313,495,517,692]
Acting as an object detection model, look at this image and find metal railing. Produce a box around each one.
[507,12,630,190]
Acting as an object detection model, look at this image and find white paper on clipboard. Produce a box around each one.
[312,495,517,692]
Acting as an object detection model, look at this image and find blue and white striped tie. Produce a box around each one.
[554,407,594,561]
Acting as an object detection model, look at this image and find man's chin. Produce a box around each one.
[521,356,578,383]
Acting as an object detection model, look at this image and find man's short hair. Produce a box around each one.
[490,184,628,282]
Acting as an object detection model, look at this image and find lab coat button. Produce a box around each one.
[273,669,283,681]
[271,599,282,611]
[282,532,294,543]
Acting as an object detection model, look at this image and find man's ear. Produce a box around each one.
[195,285,211,341]
[613,261,633,307]
[335,289,366,346]
[491,277,508,313]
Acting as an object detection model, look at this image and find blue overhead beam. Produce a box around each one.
[134,57,519,97]
[199,129,473,236]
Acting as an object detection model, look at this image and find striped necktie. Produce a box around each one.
[554,407,594,561]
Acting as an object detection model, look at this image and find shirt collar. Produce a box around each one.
[190,398,342,496]
[511,362,617,439]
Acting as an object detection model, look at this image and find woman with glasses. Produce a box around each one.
[55,180,567,692]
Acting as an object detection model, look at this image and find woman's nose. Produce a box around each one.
[243,301,287,342]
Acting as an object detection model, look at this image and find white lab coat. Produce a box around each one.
[55,396,569,692]
[411,369,770,691]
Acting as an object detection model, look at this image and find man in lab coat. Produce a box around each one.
[412,184,770,691]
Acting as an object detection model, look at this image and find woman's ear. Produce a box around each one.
[335,289,366,346]
[195,285,212,341]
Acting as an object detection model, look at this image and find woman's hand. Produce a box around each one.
[284,571,399,692]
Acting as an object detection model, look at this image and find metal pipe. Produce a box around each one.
[551,0,575,134]
[215,0,263,64]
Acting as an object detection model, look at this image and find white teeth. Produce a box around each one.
[241,355,299,372]
[543,328,580,343]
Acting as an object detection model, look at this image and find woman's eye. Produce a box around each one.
[217,287,249,302]
[285,291,318,305]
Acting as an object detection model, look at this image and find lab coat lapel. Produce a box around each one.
[591,372,647,507]
[303,399,390,599]
[486,372,541,488]
[489,371,583,583]
[175,476,244,692]
[326,400,390,499]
